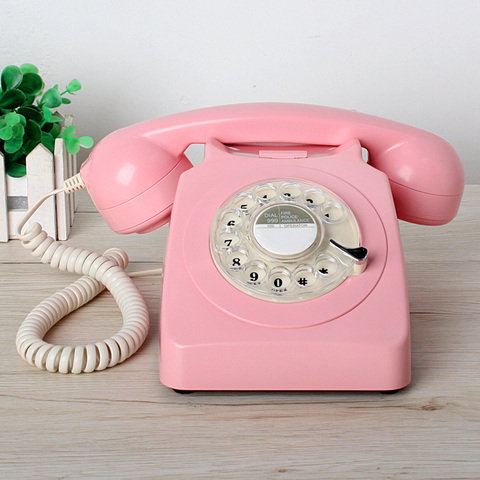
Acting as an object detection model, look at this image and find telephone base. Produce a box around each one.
[159,134,413,393]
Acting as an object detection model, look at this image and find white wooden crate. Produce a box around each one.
[0,116,77,242]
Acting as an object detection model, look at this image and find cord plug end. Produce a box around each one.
[64,173,85,193]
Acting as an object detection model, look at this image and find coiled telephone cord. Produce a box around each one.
[15,173,159,374]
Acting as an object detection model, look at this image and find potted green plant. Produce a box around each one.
[0,63,93,241]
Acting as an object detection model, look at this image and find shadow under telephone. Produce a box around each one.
[15,103,464,392]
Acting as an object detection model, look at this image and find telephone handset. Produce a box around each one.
[16,104,464,391]
[81,103,463,234]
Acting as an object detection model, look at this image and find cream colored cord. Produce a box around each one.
[15,173,160,374]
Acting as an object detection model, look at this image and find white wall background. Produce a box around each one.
[1,0,479,182]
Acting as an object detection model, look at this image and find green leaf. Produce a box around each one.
[0,89,26,109]
[20,63,39,74]
[66,79,81,93]
[5,159,26,177]
[61,97,72,104]
[41,132,55,152]
[21,138,38,156]
[12,123,25,139]
[78,136,94,148]
[22,94,36,106]
[4,149,23,163]
[4,136,23,153]
[65,137,80,154]
[18,73,44,95]
[50,122,61,138]
[0,125,12,140]
[60,124,76,139]
[50,113,64,123]
[42,105,52,122]
[25,119,42,142]
[5,112,21,125]
[39,87,62,108]
[42,121,53,133]
[17,106,43,124]
[1,65,23,91]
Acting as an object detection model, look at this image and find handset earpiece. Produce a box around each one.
[366,135,464,225]
[80,131,193,233]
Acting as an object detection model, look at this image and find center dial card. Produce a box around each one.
[252,204,320,257]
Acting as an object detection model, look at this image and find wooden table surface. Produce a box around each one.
[1,186,479,480]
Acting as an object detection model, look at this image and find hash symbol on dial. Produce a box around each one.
[297,277,308,286]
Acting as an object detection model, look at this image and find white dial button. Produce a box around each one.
[304,189,326,207]
[322,202,345,223]
[280,182,302,200]
[255,184,278,202]
[316,255,339,277]
[217,231,241,250]
[268,267,292,292]
[225,248,248,270]
[244,261,267,285]
[234,194,256,213]
[294,265,317,288]
[220,210,243,228]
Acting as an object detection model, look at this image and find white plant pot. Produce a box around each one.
[0,115,77,242]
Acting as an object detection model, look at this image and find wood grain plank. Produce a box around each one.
[1,186,479,480]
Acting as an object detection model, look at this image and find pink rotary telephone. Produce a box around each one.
[19,103,464,391]
[80,103,464,391]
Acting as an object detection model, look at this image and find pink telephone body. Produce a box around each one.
[80,103,464,391]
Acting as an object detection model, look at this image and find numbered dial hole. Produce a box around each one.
[280,182,302,200]
[234,194,256,213]
[304,189,326,208]
[220,210,243,228]
[225,248,249,270]
[315,255,340,278]
[255,184,278,203]
[217,230,241,250]
[321,202,345,223]
[244,261,267,285]
[293,265,317,289]
[268,267,292,293]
